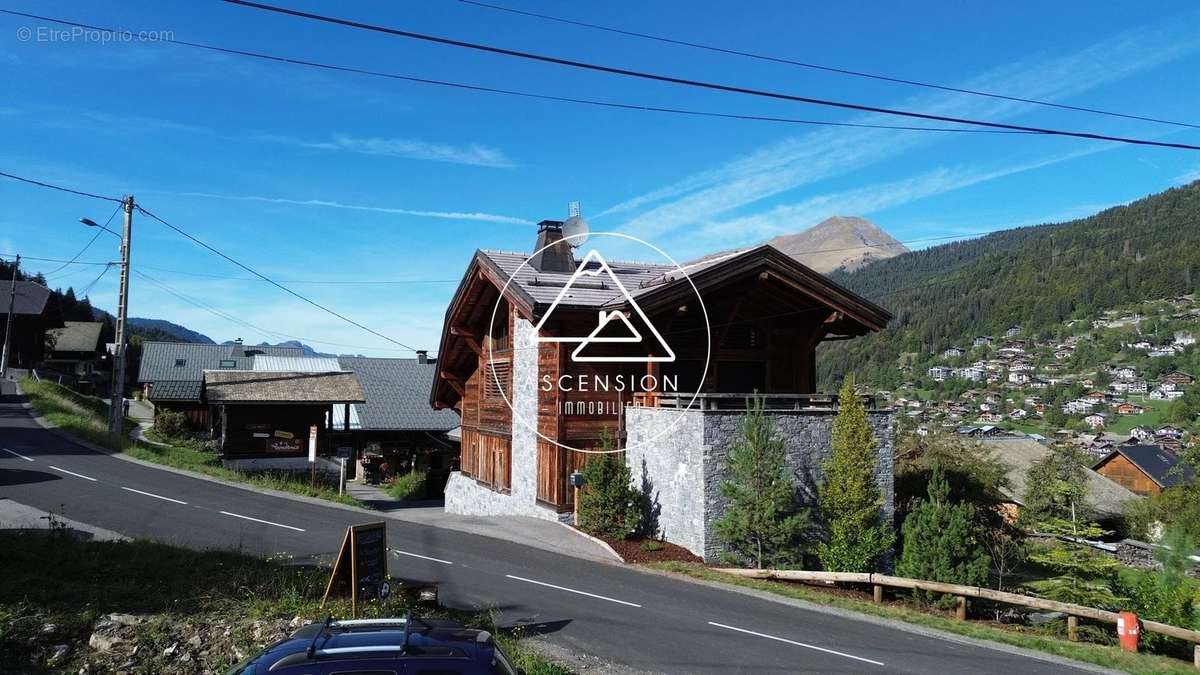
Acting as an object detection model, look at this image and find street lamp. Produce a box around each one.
[83,198,135,436]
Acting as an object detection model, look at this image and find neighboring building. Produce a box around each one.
[1129,425,1156,442]
[1006,325,1022,338]
[1163,370,1196,388]
[0,280,53,370]
[1093,445,1196,496]
[1115,402,1145,415]
[927,365,950,381]
[973,335,994,347]
[42,320,105,386]
[1114,365,1137,380]
[431,218,894,560]
[137,341,304,427]
[1083,412,1107,429]
[987,438,1138,522]
[942,347,964,358]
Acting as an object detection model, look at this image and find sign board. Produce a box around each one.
[321,522,389,617]
[336,446,353,459]
[273,429,295,439]
[308,425,318,463]
[269,438,302,453]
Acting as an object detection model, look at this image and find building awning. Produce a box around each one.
[203,370,365,404]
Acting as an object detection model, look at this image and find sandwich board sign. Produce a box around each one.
[321,522,389,617]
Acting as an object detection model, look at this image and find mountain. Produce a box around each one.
[222,339,335,358]
[128,318,214,344]
[817,181,1200,389]
[767,216,908,273]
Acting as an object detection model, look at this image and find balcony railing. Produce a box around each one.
[631,392,882,411]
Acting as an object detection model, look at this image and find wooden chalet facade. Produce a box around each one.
[432,220,892,522]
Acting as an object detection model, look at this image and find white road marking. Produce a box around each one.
[707,621,885,666]
[48,465,97,481]
[218,510,305,532]
[504,574,642,608]
[121,486,188,505]
[2,447,34,461]
[392,548,453,565]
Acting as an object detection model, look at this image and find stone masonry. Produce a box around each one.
[626,405,895,562]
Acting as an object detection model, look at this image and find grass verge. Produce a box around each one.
[646,561,1198,675]
[19,377,366,509]
[0,529,571,674]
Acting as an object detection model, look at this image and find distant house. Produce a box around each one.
[1129,425,1156,442]
[1163,370,1195,388]
[979,412,1004,423]
[942,347,964,358]
[973,335,994,347]
[43,320,105,384]
[1174,331,1196,346]
[955,365,985,381]
[1010,408,1029,419]
[1155,425,1185,439]
[1114,365,1138,380]
[1007,371,1030,385]
[988,438,1138,521]
[1029,377,1050,390]
[1126,380,1149,394]
[1085,390,1108,402]
[1084,412,1107,429]
[1115,402,1145,415]
[1006,325,1022,338]
[1093,445,1196,496]
[927,365,951,381]
[0,280,53,370]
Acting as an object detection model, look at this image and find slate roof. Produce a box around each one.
[985,438,1139,517]
[338,356,458,431]
[251,356,343,372]
[203,370,365,404]
[45,321,103,353]
[0,281,51,315]
[137,342,303,383]
[479,250,673,309]
[1101,444,1196,488]
[147,380,204,402]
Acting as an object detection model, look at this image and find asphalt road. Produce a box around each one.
[0,382,1099,674]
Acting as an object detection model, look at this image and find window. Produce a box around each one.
[174,358,186,367]
[219,359,237,369]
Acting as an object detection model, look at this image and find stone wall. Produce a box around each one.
[625,406,895,563]
[625,406,706,557]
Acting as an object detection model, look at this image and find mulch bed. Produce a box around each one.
[584,532,702,564]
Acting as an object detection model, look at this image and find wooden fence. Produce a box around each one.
[715,568,1200,668]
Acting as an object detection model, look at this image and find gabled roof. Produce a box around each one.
[1096,445,1196,488]
[147,380,204,402]
[338,356,458,432]
[137,342,303,383]
[986,438,1138,517]
[0,281,51,315]
[202,370,365,404]
[45,321,103,353]
[252,356,343,372]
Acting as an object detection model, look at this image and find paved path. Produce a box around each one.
[0,381,1110,674]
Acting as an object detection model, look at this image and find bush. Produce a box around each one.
[385,471,427,501]
[639,539,664,552]
[898,462,990,605]
[153,409,188,438]
[577,430,642,539]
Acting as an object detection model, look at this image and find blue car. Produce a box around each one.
[226,615,525,675]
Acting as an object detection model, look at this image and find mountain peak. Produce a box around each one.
[766,216,908,273]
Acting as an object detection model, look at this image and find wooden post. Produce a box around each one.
[955,596,967,621]
[873,585,883,604]
[1067,615,1078,642]
[1193,643,1198,669]
[573,485,580,525]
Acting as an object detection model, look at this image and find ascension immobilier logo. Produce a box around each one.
[489,231,711,454]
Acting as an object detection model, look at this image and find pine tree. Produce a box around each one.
[1026,518,1121,608]
[576,429,642,540]
[817,374,895,572]
[713,397,811,569]
[898,462,991,603]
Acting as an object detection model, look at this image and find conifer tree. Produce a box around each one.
[577,429,642,539]
[898,462,990,603]
[817,374,895,572]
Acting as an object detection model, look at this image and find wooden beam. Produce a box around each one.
[441,370,465,396]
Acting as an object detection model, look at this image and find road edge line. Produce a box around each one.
[632,566,1119,675]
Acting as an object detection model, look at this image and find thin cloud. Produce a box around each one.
[171,191,532,225]
[1174,167,1200,185]
[601,16,1199,238]
[254,132,516,168]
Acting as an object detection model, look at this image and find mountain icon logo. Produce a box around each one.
[532,249,676,363]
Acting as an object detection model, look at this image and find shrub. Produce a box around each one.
[153,409,188,438]
[817,375,894,572]
[577,430,641,540]
[385,470,428,501]
[713,396,811,569]
[639,539,664,552]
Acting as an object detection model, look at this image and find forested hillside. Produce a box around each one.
[818,180,1200,389]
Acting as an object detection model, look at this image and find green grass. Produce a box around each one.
[0,530,571,673]
[1107,396,1172,435]
[20,377,366,509]
[384,470,428,501]
[646,562,1199,675]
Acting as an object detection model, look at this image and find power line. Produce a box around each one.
[0,253,110,266]
[135,204,425,352]
[0,10,1038,136]
[222,0,1200,151]
[133,269,418,353]
[0,170,124,203]
[42,203,122,277]
[76,263,115,298]
[458,0,1200,131]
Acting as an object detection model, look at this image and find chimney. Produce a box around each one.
[416,349,428,365]
[528,220,575,273]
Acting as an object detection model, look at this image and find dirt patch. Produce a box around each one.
[584,532,702,564]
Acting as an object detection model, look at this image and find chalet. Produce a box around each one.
[1115,402,1145,415]
[1085,390,1108,402]
[137,341,305,427]
[1156,425,1185,440]
[1163,371,1196,388]
[1005,325,1022,338]
[1053,348,1074,360]
[1114,365,1138,380]
[1083,412,1107,429]
[42,320,105,388]
[0,280,53,370]
[1174,331,1196,346]
[1064,399,1096,414]
[431,219,894,560]
[1093,445,1196,496]
[927,365,950,381]
[973,335,994,347]
[978,412,1004,423]
[942,346,964,358]
[1126,380,1149,395]
[1007,371,1030,385]
[1129,425,1156,442]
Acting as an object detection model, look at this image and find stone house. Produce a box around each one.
[430,215,894,560]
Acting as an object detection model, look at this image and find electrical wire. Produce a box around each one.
[221,0,1200,151]
[76,262,115,297]
[458,0,1200,131]
[135,204,425,352]
[0,9,1040,136]
[0,170,124,203]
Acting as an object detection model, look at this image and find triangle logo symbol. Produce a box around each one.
[533,249,676,363]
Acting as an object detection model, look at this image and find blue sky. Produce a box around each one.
[2,1,1199,356]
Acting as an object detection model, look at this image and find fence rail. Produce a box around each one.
[715,568,1200,666]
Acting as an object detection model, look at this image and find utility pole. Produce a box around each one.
[108,196,134,436]
[0,254,19,379]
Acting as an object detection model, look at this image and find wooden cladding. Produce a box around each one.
[460,427,511,493]
[536,440,589,510]
[484,359,510,399]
